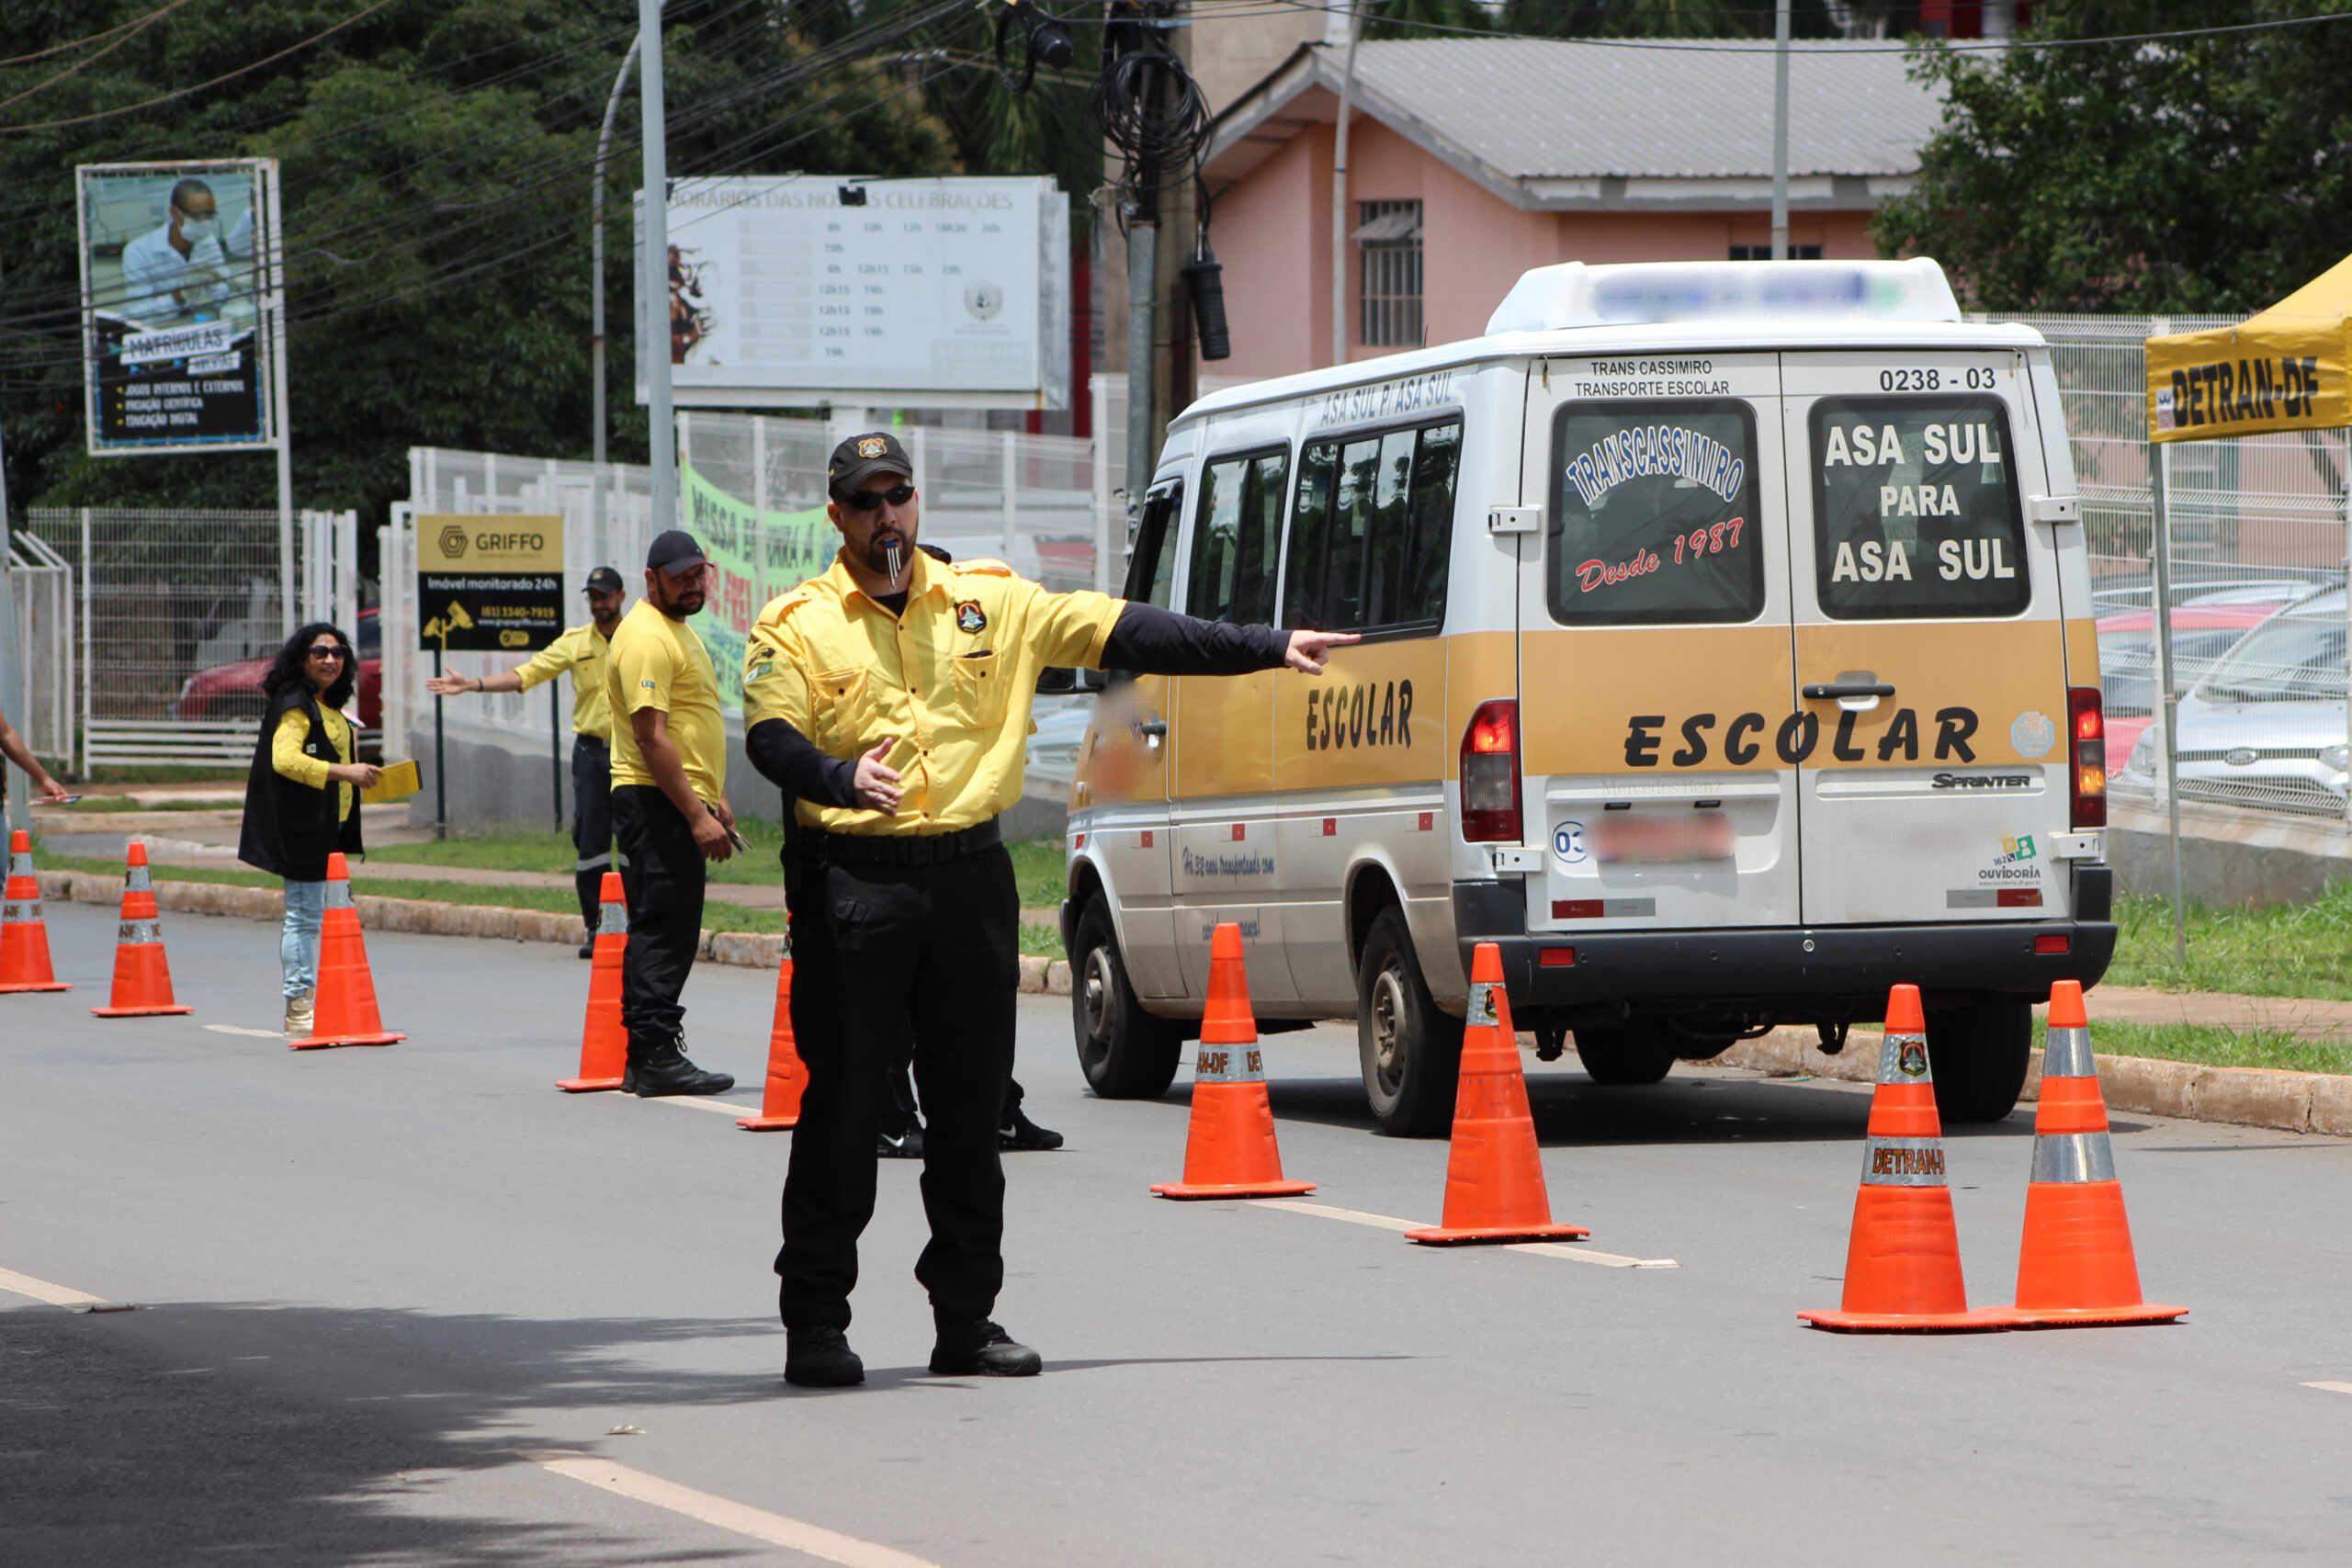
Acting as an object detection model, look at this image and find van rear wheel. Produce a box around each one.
[1926,996,2032,1122]
[1071,897,1182,1099]
[1357,908,1463,1137]
[1571,1022,1680,1085]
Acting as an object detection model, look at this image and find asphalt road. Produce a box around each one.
[6,898,2352,1566]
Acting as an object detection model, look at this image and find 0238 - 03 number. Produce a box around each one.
[1878,367,2001,391]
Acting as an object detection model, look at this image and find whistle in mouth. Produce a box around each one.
[884,540,905,587]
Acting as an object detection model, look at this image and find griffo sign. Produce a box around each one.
[415,513,564,653]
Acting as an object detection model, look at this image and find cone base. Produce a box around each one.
[2004,1302,2187,1328]
[290,1032,405,1050]
[1405,1222,1591,1246]
[1798,1305,2015,1334]
[1150,1179,1317,1200]
[736,1114,799,1131]
[556,1076,626,1092]
[0,980,73,992]
[91,1003,194,1017]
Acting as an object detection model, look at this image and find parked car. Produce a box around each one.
[2118,590,2351,817]
[172,604,382,742]
[2094,584,2325,773]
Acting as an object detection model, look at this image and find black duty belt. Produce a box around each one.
[575,733,609,750]
[808,818,1001,867]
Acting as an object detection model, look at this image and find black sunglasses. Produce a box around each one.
[843,483,916,512]
[305,645,347,661]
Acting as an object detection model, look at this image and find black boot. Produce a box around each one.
[630,1033,734,1096]
[1000,1105,1063,1151]
[785,1327,865,1388]
[929,1320,1041,1377]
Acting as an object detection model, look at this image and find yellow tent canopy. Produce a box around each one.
[2147,254,2352,443]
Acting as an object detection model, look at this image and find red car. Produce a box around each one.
[172,604,382,742]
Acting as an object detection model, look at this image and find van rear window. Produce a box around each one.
[1546,400,1763,626]
[1811,397,2028,619]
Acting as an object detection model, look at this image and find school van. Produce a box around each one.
[1058,259,2113,1134]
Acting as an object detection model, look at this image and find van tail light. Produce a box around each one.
[2068,686,2106,829]
[1460,699,1522,843]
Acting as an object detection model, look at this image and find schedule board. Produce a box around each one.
[637,175,1069,410]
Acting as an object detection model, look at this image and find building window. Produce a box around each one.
[1730,244,1823,261]
[1354,200,1423,349]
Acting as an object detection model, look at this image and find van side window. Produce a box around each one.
[1187,449,1287,624]
[1546,400,1763,626]
[1283,418,1459,635]
[1125,479,1183,609]
[1811,397,2029,619]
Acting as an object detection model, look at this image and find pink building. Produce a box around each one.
[1200,38,1947,380]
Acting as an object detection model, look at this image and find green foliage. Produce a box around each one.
[2031,1015,2352,1075]
[2106,883,2352,1001]
[0,0,967,541]
[1874,0,2352,312]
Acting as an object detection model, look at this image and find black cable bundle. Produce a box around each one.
[1090,18,1211,225]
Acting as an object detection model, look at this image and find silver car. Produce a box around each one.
[2119,589,2352,817]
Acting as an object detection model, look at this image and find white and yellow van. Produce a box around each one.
[1060,259,2112,1134]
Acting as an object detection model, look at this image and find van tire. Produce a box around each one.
[1571,1022,1680,1085]
[1071,897,1182,1099]
[1357,908,1463,1137]
[1926,996,2032,1122]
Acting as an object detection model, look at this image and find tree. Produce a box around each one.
[0,0,965,538]
[1873,0,2352,313]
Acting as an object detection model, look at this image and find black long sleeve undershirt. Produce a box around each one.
[742,602,1292,806]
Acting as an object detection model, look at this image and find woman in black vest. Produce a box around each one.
[237,623,379,1034]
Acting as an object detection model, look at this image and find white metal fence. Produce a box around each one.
[5,531,74,765]
[1982,314,2352,824]
[19,507,361,771]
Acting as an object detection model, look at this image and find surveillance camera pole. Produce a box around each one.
[1770,0,1791,261]
[639,0,677,534]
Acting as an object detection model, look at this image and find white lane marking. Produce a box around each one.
[1258,1199,1679,1269]
[522,1450,941,1568]
[205,1024,285,1039]
[2303,1381,2352,1395]
[639,1095,757,1117]
[0,1267,105,1306]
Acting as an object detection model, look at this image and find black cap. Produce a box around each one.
[583,566,625,593]
[828,431,913,502]
[646,529,707,573]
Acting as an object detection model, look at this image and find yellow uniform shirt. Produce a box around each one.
[270,705,356,822]
[743,549,1121,835]
[512,621,616,739]
[606,599,727,802]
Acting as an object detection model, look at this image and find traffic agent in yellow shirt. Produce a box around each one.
[602,531,738,1098]
[427,567,628,949]
[741,430,1357,1389]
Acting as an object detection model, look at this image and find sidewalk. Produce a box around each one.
[2071,986,2352,1040]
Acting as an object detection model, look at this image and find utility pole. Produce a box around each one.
[1770,0,1791,261]
[638,0,677,535]
[1331,0,1364,367]
[0,412,26,836]
[1106,0,1198,538]
[593,37,640,472]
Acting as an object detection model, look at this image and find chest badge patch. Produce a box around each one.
[956,600,987,635]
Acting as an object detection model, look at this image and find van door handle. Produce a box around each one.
[1801,682,1896,700]
[1138,719,1168,739]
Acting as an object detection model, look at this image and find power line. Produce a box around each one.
[0,0,401,133]
[0,1,185,115]
[0,0,202,70]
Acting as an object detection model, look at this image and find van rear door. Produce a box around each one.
[1517,355,1801,936]
[1780,351,2075,926]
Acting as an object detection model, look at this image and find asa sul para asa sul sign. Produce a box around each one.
[416,515,563,652]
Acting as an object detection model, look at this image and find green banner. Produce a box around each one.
[680,461,834,708]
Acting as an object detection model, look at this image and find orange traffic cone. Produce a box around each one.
[1151,921,1315,1199]
[2004,981,2186,1328]
[558,873,628,1091]
[289,852,404,1050]
[1801,984,2010,1332]
[0,829,71,993]
[737,956,808,1131]
[90,843,193,1017]
[1406,942,1588,1244]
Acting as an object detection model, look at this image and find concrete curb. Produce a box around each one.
[1718,1027,2352,1139]
[36,871,1067,994]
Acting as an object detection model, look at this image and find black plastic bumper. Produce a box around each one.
[1453,865,2117,1021]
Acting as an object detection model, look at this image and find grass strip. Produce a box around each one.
[2032,1015,2352,1076]
[30,843,1063,956]
[2107,886,2352,1002]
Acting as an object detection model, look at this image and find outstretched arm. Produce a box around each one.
[1101,602,1359,677]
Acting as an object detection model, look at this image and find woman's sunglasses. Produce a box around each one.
[306,646,347,661]
[843,483,916,512]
